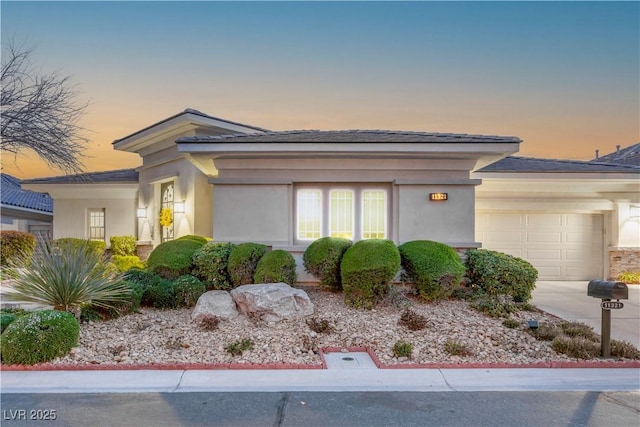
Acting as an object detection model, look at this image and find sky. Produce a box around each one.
[1,1,638,179]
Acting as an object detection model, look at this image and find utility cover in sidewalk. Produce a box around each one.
[323,352,377,369]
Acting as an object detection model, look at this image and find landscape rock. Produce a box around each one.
[230,282,314,321]
[191,290,239,321]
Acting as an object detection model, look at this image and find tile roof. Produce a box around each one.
[592,143,640,167]
[113,109,270,144]
[22,168,139,184]
[478,156,640,173]
[1,174,53,213]
[177,130,522,143]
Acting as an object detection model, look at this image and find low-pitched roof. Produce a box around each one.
[112,108,270,145]
[592,143,640,167]
[479,156,640,173]
[22,168,139,184]
[177,130,522,143]
[1,174,53,213]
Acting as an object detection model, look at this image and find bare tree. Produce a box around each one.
[1,41,89,174]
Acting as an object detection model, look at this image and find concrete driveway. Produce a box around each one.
[531,281,640,348]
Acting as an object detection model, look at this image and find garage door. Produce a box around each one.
[476,213,603,280]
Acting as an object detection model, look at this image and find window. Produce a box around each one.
[297,189,322,240]
[161,181,175,242]
[88,209,105,241]
[296,186,388,242]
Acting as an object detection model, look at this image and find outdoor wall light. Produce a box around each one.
[527,320,539,329]
[173,201,185,214]
[137,208,147,219]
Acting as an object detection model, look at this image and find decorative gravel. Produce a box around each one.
[41,285,592,367]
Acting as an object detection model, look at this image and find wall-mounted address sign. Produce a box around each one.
[429,193,448,201]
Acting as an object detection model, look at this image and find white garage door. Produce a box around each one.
[476,213,603,280]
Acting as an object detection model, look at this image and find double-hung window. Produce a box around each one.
[296,186,388,242]
[88,208,105,241]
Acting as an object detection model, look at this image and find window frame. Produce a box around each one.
[87,208,106,242]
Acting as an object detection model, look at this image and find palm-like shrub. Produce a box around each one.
[4,239,130,316]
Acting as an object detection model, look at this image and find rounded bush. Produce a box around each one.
[398,240,465,301]
[340,239,401,309]
[228,243,267,286]
[111,255,145,272]
[0,231,36,267]
[465,249,538,303]
[254,250,297,285]
[1,310,79,365]
[125,269,175,308]
[192,242,237,290]
[0,313,18,333]
[177,235,209,244]
[173,275,206,308]
[109,235,137,256]
[147,238,205,279]
[303,237,352,291]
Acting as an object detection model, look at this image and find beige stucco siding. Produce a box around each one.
[53,198,135,243]
[397,185,476,245]
[212,184,290,243]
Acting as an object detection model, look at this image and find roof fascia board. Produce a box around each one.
[0,205,53,218]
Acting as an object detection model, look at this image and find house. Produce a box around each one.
[0,173,53,242]
[21,110,640,281]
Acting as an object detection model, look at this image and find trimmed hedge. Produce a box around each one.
[173,275,206,308]
[0,230,36,267]
[254,250,297,285]
[55,238,106,255]
[465,249,538,303]
[398,240,465,301]
[303,237,352,291]
[1,310,79,365]
[146,238,205,279]
[340,239,401,309]
[111,255,145,272]
[177,235,209,244]
[228,243,268,286]
[110,235,137,256]
[192,242,237,290]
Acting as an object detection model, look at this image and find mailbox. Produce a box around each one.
[587,280,628,300]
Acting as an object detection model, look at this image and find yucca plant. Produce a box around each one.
[4,239,130,317]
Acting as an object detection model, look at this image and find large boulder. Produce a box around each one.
[191,290,239,321]
[230,283,313,321]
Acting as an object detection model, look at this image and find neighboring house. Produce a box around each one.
[22,109,640,281]
[0,173,53,242]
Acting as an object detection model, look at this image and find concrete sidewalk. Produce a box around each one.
[531,281,640,348]
[2,368,639,394]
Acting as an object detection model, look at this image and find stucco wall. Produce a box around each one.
[53,198,136,245]
[213,184,290,243]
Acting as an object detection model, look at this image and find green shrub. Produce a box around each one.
[560,321,599,342]
[4,239,129,316]
[0,231,36,267]
[0,313,18,333]
[253,250,297,285]
[109,236,137,256]
[225,338,253,356]
[191,242,236,290]
[398,240,465,301]
[173,275,205,308]
[465,249,538,303]
[303,237,353,291]
[147,238,205,279]
[124,269,174,309]
[111,255,145,272]
[1,310,79,365]
[471,296,518,318]
[228,243,268,286]
[177,235,209,244]
[444,340,473,356]
[502,319,521,329]
[55,238,106,255]
[393,341,413,358]
[340,239,401,309]
[81,280,144,321]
